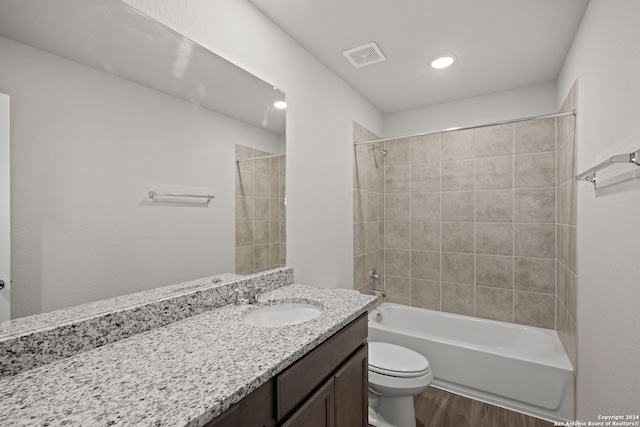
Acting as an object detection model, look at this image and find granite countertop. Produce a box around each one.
[0,270,290,378]
[0,284,377,427]
[0,273,244,339]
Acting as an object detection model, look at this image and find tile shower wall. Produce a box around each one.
[382,118,561,329]
[235,145,286,275]
[353,123,385,294]
[556,82,578,370]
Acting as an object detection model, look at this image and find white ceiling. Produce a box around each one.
[249,0,590,114]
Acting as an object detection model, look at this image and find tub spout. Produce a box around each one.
[371,289,386,298]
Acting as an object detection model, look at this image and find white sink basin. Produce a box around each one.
[242,303,323,328]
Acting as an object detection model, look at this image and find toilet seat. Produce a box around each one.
[369,342,430,378]
[370,365,431,378]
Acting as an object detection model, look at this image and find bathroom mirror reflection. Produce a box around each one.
[235,146,287,275]
[0,0,286,321]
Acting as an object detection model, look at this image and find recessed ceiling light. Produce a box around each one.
[430,55,456,69]
[273,101,287,109]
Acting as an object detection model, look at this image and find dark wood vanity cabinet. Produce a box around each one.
[334,344,368,427]
[281,343,368,427]
[281,377,335,427]
[205,313,368,427]
[205,376,277,427]
[204,404,240,427]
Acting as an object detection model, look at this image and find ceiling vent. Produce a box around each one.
[343,42,386,68]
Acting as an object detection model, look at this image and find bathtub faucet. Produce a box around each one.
[369,268,386,298]
[371,289,386,298]
[369,268,379,287]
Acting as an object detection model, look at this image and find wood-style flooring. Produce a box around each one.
[371,387,553,427]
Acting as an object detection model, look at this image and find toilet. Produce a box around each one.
[368,342,433,427]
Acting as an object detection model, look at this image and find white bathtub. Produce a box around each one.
[368,303,574,422]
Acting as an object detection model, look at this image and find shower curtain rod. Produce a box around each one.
[353,109,576,146]
[236,153,285,163]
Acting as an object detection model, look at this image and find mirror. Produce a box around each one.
[0,0,286,320]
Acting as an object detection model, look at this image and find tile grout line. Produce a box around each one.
[409,143,412,305]
[439,135,443,312]
[473,131,477,318]
[555,117,559,330]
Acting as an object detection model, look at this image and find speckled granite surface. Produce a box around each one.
[0,269,292,377]
[0,285,377,427]
[0,273,244,338]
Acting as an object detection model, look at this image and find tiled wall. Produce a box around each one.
[556,82,578,370]
[353,123,385,294]
[381,119,561,329]
[235,145,286,275]
[353,108,578,336]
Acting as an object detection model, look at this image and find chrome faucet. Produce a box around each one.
[233,283,266,305]
[371,289,386,298]
[247,283,266,305]
[369,268,379,287]
[369,268,386,298]
[233,287,245,305]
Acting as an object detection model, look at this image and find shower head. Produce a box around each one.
[372,145,388,157]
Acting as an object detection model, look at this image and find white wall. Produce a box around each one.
[0,36,282,318]
[0,93,9,322]
[557,0,640,420]
[123,0,384,289]
[383,82,557,137]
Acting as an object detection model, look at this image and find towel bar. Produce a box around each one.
[147,191,214,204]
[575,149,640,186]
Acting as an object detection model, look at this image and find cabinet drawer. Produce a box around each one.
[275,313,367,421]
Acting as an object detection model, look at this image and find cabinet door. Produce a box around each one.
[204,404,240,427]
[334,344,368,427]
[281,378,334,427]
[240,379,275,427]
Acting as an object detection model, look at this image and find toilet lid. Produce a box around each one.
[369,342,430,378]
